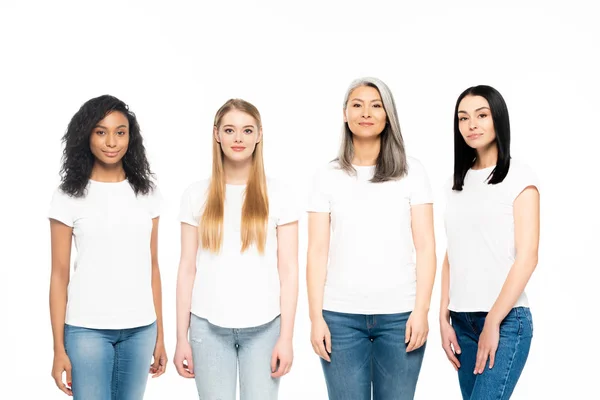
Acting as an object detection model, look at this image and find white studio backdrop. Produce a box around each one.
[0,0,598,398]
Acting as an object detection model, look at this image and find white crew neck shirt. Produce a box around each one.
[48,180,161,329]
[444,159,540,312]
[308,156,433,314]
[179,178,300,329]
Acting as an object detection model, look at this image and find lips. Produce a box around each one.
[467,133,483,140]
[359,122,374,126]
[231,147,246,152]
[102,150,120,157]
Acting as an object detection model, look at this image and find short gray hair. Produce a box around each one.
[336,77,407,182]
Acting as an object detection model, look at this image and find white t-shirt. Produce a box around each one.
[179,178,300,329]
[444,159,539,312]
[48,180,161,329]
[308,156,433,314]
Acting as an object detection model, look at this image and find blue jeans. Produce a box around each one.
[321,310,426,400]
[189,314,281,400]
[64,321,157,400]
[450,307,533,400]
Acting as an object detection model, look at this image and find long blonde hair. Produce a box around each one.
[200,99,269,254]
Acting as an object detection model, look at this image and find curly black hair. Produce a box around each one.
[59,95,154,197]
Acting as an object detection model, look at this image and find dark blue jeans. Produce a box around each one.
[321,310,426,400]
[450,307,533,400]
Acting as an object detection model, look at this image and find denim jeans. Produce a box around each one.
[64,321,157,400]
[320,310,426,400]
[450,307,533,400]
[189,314,281,400]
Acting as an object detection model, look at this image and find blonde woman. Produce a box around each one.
[173,99,299,399]
[307,77,436,400]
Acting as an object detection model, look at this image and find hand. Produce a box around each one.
[475,320,500,374]
[310,317,331,362]
[150,340,168,378]
[440,319,461,370]
[405,310,429,352]
[173,340,195,378]
[270,338,293,378]
[51,350,73,396]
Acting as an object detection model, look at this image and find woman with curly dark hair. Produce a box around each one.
[48,95,167,399]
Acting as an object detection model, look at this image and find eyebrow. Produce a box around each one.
[350,98,382,103]
[458,107,490,114]
[95,124,128,129]
[223,124,255,129]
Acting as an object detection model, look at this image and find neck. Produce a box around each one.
[474,143,499,169]
[90,161,126,182]
[223,158,252,185]
[352,135,381,166]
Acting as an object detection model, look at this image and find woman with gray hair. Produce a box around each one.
[307,77,436,399]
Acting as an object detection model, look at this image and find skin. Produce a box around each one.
[173,109,299,379]
[308,86,436,361]
[50,112,166,396]
[439,95,540,374]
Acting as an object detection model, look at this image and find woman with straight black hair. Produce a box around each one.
[439,85,540,399]
[49,95,167,399]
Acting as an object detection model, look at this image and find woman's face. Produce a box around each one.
[89,111,130,165]
[457,95,496,150]
[214,109,261,163]
[344,85,387,138]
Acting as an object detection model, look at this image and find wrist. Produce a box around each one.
[309,310,323,322]
[413,305,430,314]
[485,311,503,327]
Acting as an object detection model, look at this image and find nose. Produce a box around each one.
[362,107,371,118]
[106,133,117,147]
[233,130,243,143]
[468,118,478,130]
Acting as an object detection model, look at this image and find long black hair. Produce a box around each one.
[453,85,511,191]
[59,95,154,197]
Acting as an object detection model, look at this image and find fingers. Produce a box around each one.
[324,331,332,355]
[405,322,412,344]
[271,359,293,378]
[488,347,496,370]
[453,339,462,355]
[174,357,195,378]
[442,342,460,370]
[270,350,279,375]
[66,366,72,390]
[53,371,73,396]
[151,355,167,378]
[311,339,331,362]
[475,346,489,374]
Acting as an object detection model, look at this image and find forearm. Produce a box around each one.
[49,272,68,353]
[176,264,196,342]
[307,251,327,321]
[487,257,537,326]
[439,253,451,323]
[279,262,298,341]
[151,264,164,341]
[414,247,436,313]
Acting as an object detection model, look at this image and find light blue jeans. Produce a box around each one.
[64,321,157,400]
[189,314,281,400]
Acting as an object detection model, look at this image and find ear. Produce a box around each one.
[213,126,220,143]
[343,108,347,123]
[257,126,263,143]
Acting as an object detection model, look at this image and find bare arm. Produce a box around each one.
[411,204,437,314]
[150,218,164,341]
[176,223,198,342]
[49,220,72,353]
[306,213,330,322]
[486,187,540,326]
[439,252,451,323]
[49,219,73,395]
[277,221,299,341]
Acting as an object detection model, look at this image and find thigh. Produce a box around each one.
[64,324,115,400]
[450,311,480,400]
[112,321,157,400]
[371,312,425,400]
[189,314,237,400]
[470,308,533,400]
[321,310,371,400]
[238,316,281,400]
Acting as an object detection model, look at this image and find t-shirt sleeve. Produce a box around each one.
[408,159,434,205]
[179,184,200,227]
[148,186,163,218]
[48,188,75,227]
[509,162,540,202]
[307,167,331,212]
[276,183,302,226]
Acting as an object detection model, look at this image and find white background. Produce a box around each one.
[1,0,598,399]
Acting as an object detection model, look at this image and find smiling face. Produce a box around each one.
[344,85,387,138]
[457,95,496,150]
[89,111,129,166]
[214,109,262,164]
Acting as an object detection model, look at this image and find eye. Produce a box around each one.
[224,128,234,134]
[373,103,382,108]
[478,113,488,119]
[352,103,362,108]
[116,131,126,136]
[95,130,106,135]
[244,129,253,134]
[458,117,468,121]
